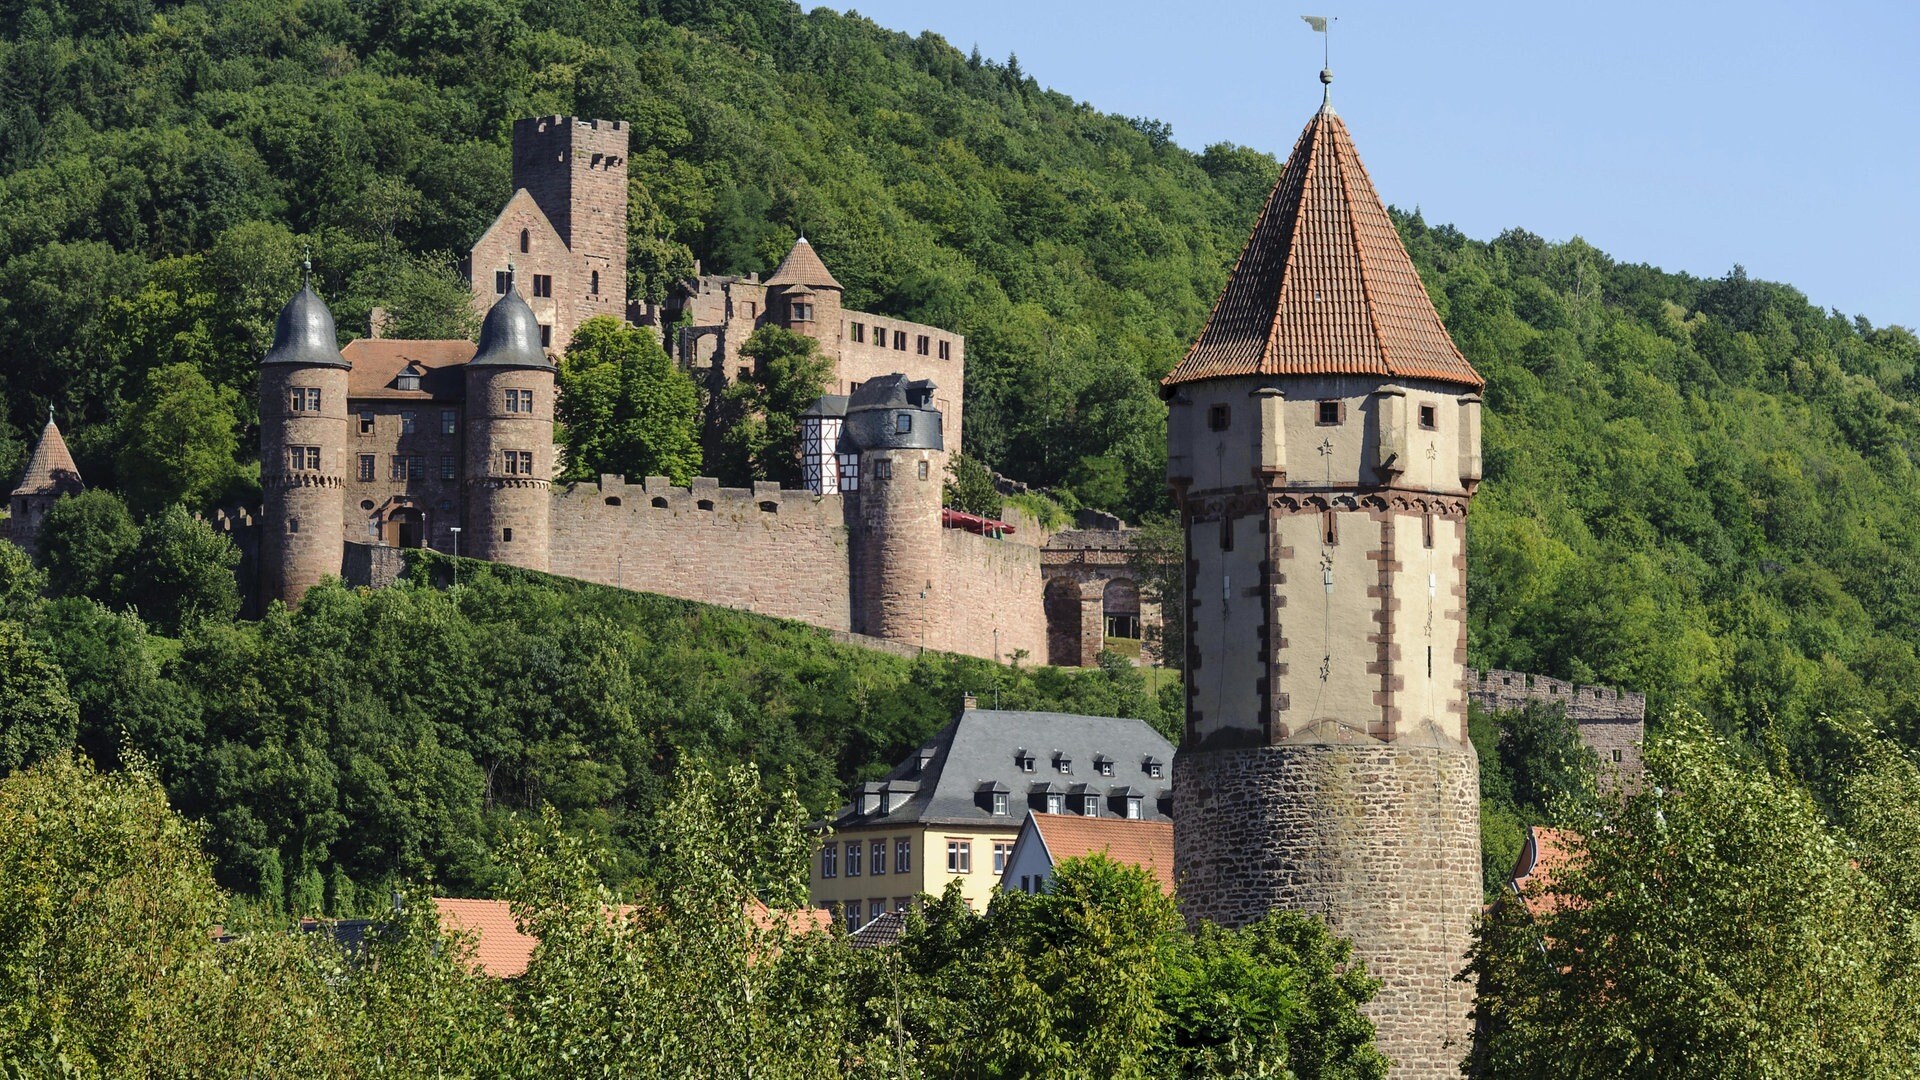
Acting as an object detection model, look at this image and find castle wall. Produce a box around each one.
[1469,668,1647,789]
[937,528,1046,662]
[342,398,466,553]
[1175,741,1480,1077]
[547,477,854,630]
[260,364,349,605]
[467,192,574,350]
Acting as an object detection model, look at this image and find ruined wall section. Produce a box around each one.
[938,528,1046,662]
[548,476,854,630]
[1470,668,1646,789]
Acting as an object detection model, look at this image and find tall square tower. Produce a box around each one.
[511,116,630,337]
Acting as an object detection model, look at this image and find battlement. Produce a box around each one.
[1469,668,1646,722]
[554,474,844,519]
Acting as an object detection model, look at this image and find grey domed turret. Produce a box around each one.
[469,281,552,369]
[262,286,349,369]
[844,374,943,453]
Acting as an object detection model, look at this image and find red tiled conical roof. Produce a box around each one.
[763,238,843,291]
[11,416,83,498]
[1164,106,1482,389]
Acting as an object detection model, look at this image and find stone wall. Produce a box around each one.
[548,475,855,630]
[1174,740,1480,1079]
[1469,668,1646,789]
[938,527,1046,662]
[342,541,407,590]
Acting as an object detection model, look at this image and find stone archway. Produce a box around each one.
[384,506,425,548]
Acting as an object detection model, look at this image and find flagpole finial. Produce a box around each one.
[1301,14,1335,105]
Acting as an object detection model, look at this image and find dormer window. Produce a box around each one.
[1095,755,1114,777]
[1081,795,1099,816]
[1015,750,1035,773]
[992,792,1008,815]
[1046,793,1064,815]
[1145,758,1164,780]
[396,372,421,392]
[1125,796,1143,820]
[1054,753,1071,775]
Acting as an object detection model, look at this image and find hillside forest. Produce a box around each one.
[6,0,1920,1072]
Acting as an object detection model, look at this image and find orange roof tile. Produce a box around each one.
[1509,826,1582,920]
[433,898,536,978]
[341,338,474,400]
[1164,106,1482,390]
[1031,816,1175,894]
[11,417,83,498]
[763,238,843,291]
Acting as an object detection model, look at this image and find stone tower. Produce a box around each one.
[1164,99,1485,1078]
[847,375,945,647]
[259,284,351,606]
[8,413,84,560]
[463,278,556,572]
[765,237,845,356]
[511,116,629,336]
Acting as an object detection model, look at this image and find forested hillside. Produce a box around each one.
[5,0,1920,791]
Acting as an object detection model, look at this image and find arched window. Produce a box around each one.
[591,270,600,295]
[519,229,530,253]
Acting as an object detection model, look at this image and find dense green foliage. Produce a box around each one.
[712,324,833,485]
[556,315,702,484]
[0,753,1382,1077]
[1469,701,1600,895]
[1466,713,1920,1077]
[1,540,1172,906]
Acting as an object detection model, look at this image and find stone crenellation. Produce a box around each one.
[1469,668,1646,788]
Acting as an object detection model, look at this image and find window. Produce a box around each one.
[846,841,862,877]
[358,454,375,482]
[1208,404,1230,431]
[1419,403,1438,430]
[991,792,1008,816]
[1096,757,1114,777]
[400,411,416,435]
[1046,793,1064,815]
[359,410,375,435]
[947,840,971,874]
[503,450,534,476]
[1322,511,1338,546]
[291,387,321,412]
[288,518,300,534]
[1220,515,1234,552]
[590,270,600,295]
[1612,749,1624,763]
[892,897,910,912]
[938,340,950,360]
[875,459,893,480]
[408,456,425,480]
[518,229,530,254]
[1423,513,1435,549]
[539,325,552,348]
[791,300,814,322]
[441,410,457,435]
[1082,795,1099,816]
[1317,400,1342,426]
[390,456,407,480]
[1020,875,1031,894]
[871,840,887,875]
[1146,760,1164,780]
[505,389,533,413]
[502,528,513,542]
[895,837,911,873]
[916,334,930,355]
[917,459,930,481]
[896,414,912,435]
[843,901,860,927]
[821,844,837,879]
[1125,797,1142,820]
[1055,754,1071,775]
[495,270,509,295]
[870,899,886,923]
[440,455,456,480]
[397,371,421,392]
[893,330,907,351]
[532,274,553,298]
[1016,752,1035,773]
[851,323,864,343]
[288,446,319,470]
[992,842,1013,875]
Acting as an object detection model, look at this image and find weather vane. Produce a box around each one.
[301,245,312,287]
[1301,15,1336,101]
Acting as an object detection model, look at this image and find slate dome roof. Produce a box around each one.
[261,286,350,369]
[468,285,553,369]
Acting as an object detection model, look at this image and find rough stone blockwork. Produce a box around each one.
[548,476,854,630]
[938,529,1047,661]
[1174,743,1481,1079]
[1469,668,1645,789]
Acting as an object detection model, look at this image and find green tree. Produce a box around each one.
[1465,712,1920,1078]
[714,326,832,486]
[367,250,482,340]
[119,505,241,634]
[942,451,1003,518]
[114,362,242,514]
[37,488,137,601]
[557,315,702,485]
[0,621,79,774]
[1127,514,1185,672]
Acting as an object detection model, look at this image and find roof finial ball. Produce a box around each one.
[1302,14,1335,104]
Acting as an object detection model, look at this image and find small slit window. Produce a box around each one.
[590,270,600,295]
[917,460,929,480]
[519,229,530,253]
[759,501,778,513]
[1423,513,1435,549]
[1322,511,1338,546]
[502,528,513,542]
[1317,400,1342,426]
[697,499,715,511]
[288,518,300,533]
[1612,749,1623,763]
[1220,515,1234,551]
[1208,404,1230,431]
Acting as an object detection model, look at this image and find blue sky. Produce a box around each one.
[833,1,1920,329]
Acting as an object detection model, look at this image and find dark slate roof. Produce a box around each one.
[262,286,350,369]
[801,393,849,419]
[828,710,1175,830]
[469,285,552,369]
[843,374,942,453]
[1163,105,1482,390]
[849,910,907,949]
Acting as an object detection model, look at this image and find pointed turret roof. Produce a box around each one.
[1163,106,1482,389]
[11,415,83,498]
[262,285,350,369]
[763,237,843,291]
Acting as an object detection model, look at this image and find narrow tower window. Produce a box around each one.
[1423,513,1435,549]
[519,229,530,253]
[1322,511,1338,546]
[590,270,600,295]
[1419,403,1438,430]
[1219,515,1234,551]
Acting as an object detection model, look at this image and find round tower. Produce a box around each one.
[1165,101,1484,1078]
[8,412,85,562]
[259,283,351,606]
[463,279,556,572]
[846,375,944,647]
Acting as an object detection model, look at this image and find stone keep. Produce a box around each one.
[259,285,351,605]
[1164,98,1485,1078]
[847,375,946,646]
[463,279,556,572]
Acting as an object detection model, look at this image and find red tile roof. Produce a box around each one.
[11,417,83,498]
[763,238,843,291]
[433,898,536,978]
[1164,106,1482,390]
[341,338,475,400]
[1510,826,1582,920]
[1031,816,1175,894]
